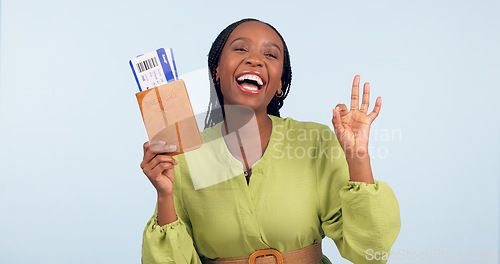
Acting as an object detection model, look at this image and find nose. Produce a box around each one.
[244,53,264,67]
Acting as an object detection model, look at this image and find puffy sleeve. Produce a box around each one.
[315,127,401,264]
[141,155,202,264]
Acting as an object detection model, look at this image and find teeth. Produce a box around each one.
[241,83,259,91]
[237,74,264,86]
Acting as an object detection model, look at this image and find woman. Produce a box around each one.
[140,18,400,264]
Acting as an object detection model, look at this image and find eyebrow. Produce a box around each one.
[230,37,282,53]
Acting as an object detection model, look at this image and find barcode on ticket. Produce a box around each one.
[136,57,159,73]
[130,48,178,91]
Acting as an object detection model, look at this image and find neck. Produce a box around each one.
[222,106,272,137]
[221,106,273,170]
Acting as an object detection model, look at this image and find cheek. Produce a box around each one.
[218,54,239,79]
[269,64,283,87]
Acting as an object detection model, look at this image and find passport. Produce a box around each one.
[131,49,202,155]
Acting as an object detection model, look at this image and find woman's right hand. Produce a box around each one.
[140,141,178,197]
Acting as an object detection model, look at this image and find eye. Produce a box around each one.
[234,48,248,52]
[265,53,277,59]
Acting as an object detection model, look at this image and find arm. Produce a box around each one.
[140,141,202,264]
[322,75,400,263]
[316,130,400,264]
[331,75,380,184]
[157,194,178,226]
[141,141,179,226]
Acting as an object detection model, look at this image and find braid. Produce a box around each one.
[204,18,292,129]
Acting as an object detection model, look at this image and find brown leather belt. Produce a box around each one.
[201,242,323,264]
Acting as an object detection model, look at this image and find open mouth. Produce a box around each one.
[236,73,265,93]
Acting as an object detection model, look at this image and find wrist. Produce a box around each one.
[156,192,177,226]
[344,148,370,161]
[157,190,174,200]
[345,154,374,184]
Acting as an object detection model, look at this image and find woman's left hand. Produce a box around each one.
[332,75,381,159]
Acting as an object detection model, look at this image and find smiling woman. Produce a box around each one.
[216,21,284,109]
[206,19,292,127]
[140,18,401,264]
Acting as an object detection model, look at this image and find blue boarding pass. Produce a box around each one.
[129,48,179,91]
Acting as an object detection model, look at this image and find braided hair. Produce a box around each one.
[204,18,292,129]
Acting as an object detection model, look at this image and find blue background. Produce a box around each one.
[0,0,499,263]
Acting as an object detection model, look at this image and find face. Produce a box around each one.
[216,21,284,114]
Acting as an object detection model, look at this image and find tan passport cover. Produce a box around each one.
[136,79,203,156]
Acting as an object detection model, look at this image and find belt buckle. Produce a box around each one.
[249,248,283,264]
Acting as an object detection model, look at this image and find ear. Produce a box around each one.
[215,66,220,82]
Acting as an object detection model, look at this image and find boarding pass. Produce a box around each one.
[129,48,179,91]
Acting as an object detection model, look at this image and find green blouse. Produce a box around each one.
[142,114,401,264]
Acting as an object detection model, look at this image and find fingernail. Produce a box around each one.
[164,145,177,151]
[151,139,166,145]
[167,145,177,151]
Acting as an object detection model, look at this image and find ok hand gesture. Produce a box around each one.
[331,75,381,159]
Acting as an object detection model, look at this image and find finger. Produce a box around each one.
[331,107,345,136]
[150,162,175,180]
[143,141,150,153]
[360,82,370,113]
[141,147,168,170]
[335,104,349,118]
[141,142,177,170]
[149,139,178,154]
[147,155,178,172]
[143,142,150,160]
[350,75,360,111]
[141,142,155,169]
[368,97,382,121]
